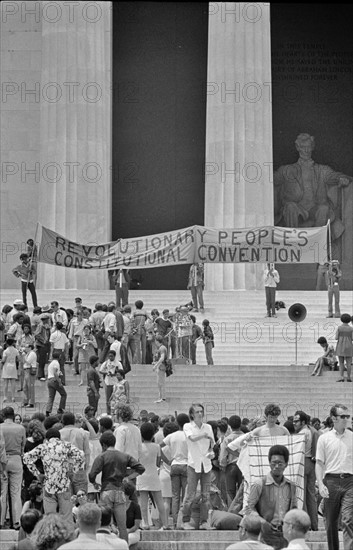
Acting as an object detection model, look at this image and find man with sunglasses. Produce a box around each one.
[316,403,353,550]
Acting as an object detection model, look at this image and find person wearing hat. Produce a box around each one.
[12,254,38,309]
[8,299,25,324]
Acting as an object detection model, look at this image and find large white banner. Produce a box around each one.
[37,223,328,269]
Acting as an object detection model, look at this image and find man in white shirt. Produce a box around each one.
[22,343,37,408]
[282,509,311,549]
[160,412,189,528]
[50,301,68,329]
[264,263,280,318]
[50,322,70,385]
[315,403,353,550]
[182,403,215,530]
[45,351,67,416]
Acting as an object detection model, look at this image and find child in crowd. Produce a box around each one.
[124,481,142,548]
[71,491,88,523]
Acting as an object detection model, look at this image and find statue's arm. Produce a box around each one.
[321,165,353,187]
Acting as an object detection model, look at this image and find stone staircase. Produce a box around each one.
[1,362,352,422]
[1,290,352,419]
[0,527,343,550]
[1,288,353,366]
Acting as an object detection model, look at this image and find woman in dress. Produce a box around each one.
[109,369,130,412]
[335,313,353,382]
[152,335,167,404]
[1,338,19,402]
[0,305,13,345]
[77,325,97,386]
[137,422,169,530]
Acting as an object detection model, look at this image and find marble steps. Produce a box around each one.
[0,529,342,550]
[3,365,351,422]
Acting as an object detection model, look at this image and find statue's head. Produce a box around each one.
[295,133,315,159]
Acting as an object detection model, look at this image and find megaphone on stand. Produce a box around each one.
[288,303,307,364]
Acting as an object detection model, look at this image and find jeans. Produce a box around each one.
[43,489,73,527]
[104,384,114,415]
[23,370,36,405]
[205,342,214,365]
[21,280,38,308]
[190,285,204,309]
[324,474,353,550]
[182,466,212,525]
[303,457,318,530]
[72,337,79,374]
[265,286,276,315]
[0,455,23,526]
[87,390,100,413]
[131,331,146,364]
[46,379,67,413]
[37,343,50,379]
[100,489,127,542]
[170,464,188,525]
[328,285,340,316]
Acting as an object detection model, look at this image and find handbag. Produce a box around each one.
[165,359,173,377]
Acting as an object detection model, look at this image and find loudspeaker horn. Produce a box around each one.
[288,303,307,323]
[288,303,307,364]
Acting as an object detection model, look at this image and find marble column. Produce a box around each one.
[38,1,112,289]
[205,2,273,290]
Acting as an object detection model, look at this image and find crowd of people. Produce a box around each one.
[0,295,216,407]
[0,400,352,550]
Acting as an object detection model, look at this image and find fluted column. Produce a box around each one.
[205,2,273,290]
[38,1,112,289]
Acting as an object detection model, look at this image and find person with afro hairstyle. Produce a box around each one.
[245,445,297,550]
